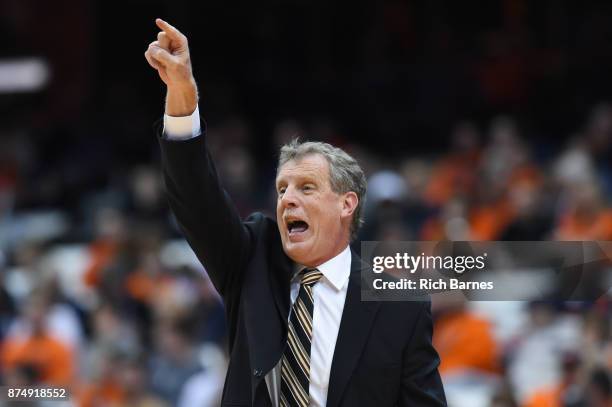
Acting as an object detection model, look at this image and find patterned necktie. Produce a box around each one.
[280,268,323,407]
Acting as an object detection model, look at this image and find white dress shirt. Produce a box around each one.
[266,245,351,407]
[163,106,202,139]
[164,108,352,406]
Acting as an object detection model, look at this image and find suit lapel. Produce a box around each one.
[268,238,293,328]
[326,252,380,407]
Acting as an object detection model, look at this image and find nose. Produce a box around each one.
[280,185,299,209]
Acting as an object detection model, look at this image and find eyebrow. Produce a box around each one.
[275,174,319,188]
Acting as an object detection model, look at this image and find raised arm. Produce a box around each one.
[145,19,198,116]
[145,19,252,298]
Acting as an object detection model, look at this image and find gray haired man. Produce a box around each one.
[146,18,446,407]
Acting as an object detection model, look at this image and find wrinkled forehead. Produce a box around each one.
[275,153,331,184]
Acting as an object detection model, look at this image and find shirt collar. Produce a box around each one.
[292,245,352,292]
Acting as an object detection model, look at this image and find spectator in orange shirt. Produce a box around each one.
[433,296,500,376]
[77,349,168,407]
[0,292,74,386]
[83,207,126,288]
[424,121,481,207]
[523,353,582,407]
[421,198,472,241]
[556,184,612,241]
[77,351,125,407]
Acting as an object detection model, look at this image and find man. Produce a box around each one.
[144,18,446,407]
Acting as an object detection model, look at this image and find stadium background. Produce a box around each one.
[0,0,611,405]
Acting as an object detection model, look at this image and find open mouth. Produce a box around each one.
[287,220,309,235]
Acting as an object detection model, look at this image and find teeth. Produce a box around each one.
[287,220,307,234]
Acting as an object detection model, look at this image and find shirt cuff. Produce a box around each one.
[163,105,202,140]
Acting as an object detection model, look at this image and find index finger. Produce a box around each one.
[155,18,182,40]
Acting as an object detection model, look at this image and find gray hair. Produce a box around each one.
[277,139,367,241]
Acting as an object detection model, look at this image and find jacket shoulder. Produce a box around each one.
[242,212,285,252]
[243,212,278,234]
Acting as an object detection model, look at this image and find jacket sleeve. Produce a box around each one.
[399,301,447,406]
[157,119,252,298]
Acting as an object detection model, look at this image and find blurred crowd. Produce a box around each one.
[2,0,612,406]
[0,101,611,407]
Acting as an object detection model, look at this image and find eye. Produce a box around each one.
[277,186,286,196]
[302,184,315,192]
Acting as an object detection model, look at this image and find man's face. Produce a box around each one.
[276,154,357,267]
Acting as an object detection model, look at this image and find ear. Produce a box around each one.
[340,191,359,219]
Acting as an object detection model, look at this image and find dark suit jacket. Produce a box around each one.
[158,123,446,406]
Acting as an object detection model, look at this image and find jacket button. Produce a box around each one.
[253,369,262,377]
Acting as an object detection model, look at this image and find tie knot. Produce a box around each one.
[300,268,323,287]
